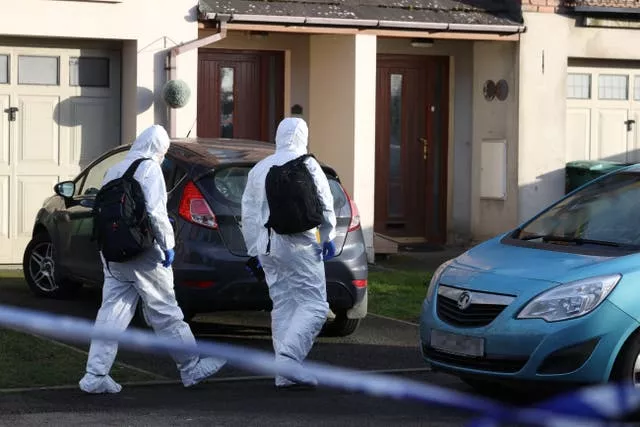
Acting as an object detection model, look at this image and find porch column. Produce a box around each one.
[308,34,377,262]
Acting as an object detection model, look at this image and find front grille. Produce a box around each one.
[436,295,507,328]
[423,345,528,373]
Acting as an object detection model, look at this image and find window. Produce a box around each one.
[389,73,403,218]
[220,67,234,138]
[70,57,110,87]
[567,73,591,99]
[161,157,186,193]
[0,55,8,84]
[80,150,128,196]
[598,74,628,100]
[18,56,59,85]
[199,167,349,216]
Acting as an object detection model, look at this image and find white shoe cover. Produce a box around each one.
[79,373,123,394]
[182,356,227,387]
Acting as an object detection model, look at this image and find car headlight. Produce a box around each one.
[426,260,453,302]
[517,274,621,322]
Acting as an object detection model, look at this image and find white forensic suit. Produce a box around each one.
[241,117,336,388]
[79,125,226,394]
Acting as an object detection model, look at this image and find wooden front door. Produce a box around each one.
[197,49,284,141]
[375,55,449,243]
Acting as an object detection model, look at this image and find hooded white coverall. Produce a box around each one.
[241,118,336,387]
[79,125,226,394]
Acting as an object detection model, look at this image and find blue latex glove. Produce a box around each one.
[245,256,265,281]
[162,249,175,268]
[322,241,336,261]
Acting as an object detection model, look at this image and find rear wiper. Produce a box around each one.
[520,234,625,248]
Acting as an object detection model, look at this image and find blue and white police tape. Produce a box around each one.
[0,302,630,426]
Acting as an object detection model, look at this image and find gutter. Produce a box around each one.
[202,12,526,34]
[166,19,229,138]
[573,6,640,15]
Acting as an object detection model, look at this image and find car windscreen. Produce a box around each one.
[515,171,640,248]
[199,166,351,217]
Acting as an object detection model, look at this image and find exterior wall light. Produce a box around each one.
[410,38,434,48]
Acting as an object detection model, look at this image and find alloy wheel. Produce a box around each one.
[28,242,58,293]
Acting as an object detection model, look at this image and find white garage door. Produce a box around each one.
[566,65,640,164]
[0,45,120,264]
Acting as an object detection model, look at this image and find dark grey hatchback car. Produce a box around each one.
[22,138,368,337]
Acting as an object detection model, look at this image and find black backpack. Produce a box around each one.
[264,154,324,235]
[92,158,155,262]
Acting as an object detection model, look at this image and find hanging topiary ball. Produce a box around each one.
[163,79,191,109]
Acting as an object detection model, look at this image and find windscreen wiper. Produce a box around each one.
[520,234,627,248]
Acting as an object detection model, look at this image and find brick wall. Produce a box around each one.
[521,0,561,13]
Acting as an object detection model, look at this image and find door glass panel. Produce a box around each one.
[220,67,234,138]
[598,74,628,100]
[18,56,59,85]
[0,55,8,84]
[267,56,277,142]
[567,73,591,99]
[634,76,640,101]
[389,73,403,218]
[70,57,110,87]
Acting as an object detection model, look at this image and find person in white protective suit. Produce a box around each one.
[241,117,336,389]
[79,125,226,394]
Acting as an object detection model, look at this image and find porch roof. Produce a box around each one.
[198,0,524,34]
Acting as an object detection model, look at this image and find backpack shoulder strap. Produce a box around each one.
[123,158,151,180]
[291,154,314,166]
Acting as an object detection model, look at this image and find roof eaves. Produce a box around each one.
[200,12,526,33]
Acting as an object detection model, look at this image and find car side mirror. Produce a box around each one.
[54,181,76,199]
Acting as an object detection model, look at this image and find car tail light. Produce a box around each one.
[340,185,361,232]
[179,181,218,229]
[183,280,216,289]
[352,279,367,288]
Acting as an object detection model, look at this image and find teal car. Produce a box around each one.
[420,165,640,392]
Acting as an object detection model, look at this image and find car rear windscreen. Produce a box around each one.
[201,166,351,218]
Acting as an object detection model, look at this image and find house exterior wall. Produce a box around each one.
[471,41,520,241]
[0,0,199,142]
[517,11,640,223]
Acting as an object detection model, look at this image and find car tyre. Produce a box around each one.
[612,331,640,386]
[612,334,640,422]
[321,310,360,337]
[23,232,81,299]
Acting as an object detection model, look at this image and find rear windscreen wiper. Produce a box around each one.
[520,234,628,248]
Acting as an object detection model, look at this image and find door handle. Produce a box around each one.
[418,137,428,160]
[625,119,636,132]
[4,107,18,122]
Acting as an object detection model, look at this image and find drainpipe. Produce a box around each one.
[166,19,228,138]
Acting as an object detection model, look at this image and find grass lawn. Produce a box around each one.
[0,270,160,389]
[368,269,433,323]
[0,327,160,389]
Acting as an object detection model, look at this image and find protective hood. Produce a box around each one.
[275,117,308,156]
[126,125,170,163]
